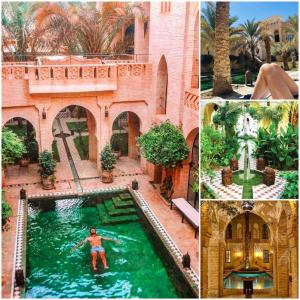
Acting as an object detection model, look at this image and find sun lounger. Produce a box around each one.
[171,198,199,238]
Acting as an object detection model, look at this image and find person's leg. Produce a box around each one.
[91,252,98,271]
[251,63,297,99]
[251,64,271,99]
[270,63,298,96]
[99,251,108,269]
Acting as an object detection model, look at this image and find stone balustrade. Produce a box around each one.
[184,89,199,111]
[2,63,149,94]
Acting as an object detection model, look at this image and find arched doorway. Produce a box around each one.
[156,55,168,114]
[3,117,39,164]
[111,111,140,160]
[51,105,97,163]
[187,132,199,210]
[274,30,280,43]
[191,11,199,88]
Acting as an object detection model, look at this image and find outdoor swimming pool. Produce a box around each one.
[25,191,195,298]
[224,271,273,290]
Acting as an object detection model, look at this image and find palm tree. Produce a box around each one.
[239,19,261,70]
[272,42,293,70]
[1,2,49,60]
[34,2,144,54]
[212,2,233,95]
[259,21,273,64]
[201,1,241,55]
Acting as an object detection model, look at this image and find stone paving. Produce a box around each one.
[201,169,286,200]
[201,70,299,100]
[201,173,243,199]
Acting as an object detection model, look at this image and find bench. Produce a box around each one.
[170,198,199,238]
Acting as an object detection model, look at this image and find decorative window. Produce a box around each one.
[160,1,171,13]
[226,224,233,239]
[274,30,280,42]
[263,250,269,263]
[262,224,269,239]
[225,250,231,263]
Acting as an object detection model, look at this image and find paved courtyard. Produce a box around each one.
[201,70,299,99]
[2,116,199,298]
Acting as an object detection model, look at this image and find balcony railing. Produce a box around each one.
[2,62,149,94]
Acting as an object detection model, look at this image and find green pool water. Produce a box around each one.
[26,194,194,298]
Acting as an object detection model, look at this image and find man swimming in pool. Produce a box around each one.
[71,228,120,271]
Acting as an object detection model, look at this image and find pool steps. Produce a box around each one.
[12,185,199,298]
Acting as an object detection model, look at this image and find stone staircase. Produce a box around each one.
[97,192,139,225]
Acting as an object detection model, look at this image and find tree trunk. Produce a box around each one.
[283,55,289,70]
[212,2,233,96]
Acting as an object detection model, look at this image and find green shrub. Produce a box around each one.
[137,120,189,168]
[2,192,12,231]
[2,128,26,167]
[100,144,116,171]
[254,123,298,170]
[279,171,298,199]
[39,150,56,177]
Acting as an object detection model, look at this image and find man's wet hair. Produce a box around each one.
[90,228,96,234]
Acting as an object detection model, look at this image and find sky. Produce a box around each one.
[202,1,298,25]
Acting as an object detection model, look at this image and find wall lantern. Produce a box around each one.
[105,106,109,118]
[42,107,47,119]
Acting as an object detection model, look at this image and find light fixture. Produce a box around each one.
[242,200,254,211]
[42,107,47,119]
[105,106,109,118]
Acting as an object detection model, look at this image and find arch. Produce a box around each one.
[156,55,168,114]
[191,10,199,88]
[51,105,98,163]
[2,117,39,164]
[186,129,199,209]
[111,111,141,160]
[274,30,280,42]
[225,223,233,239]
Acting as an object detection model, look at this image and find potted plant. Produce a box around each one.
[39,150,56,190]
[19,152,30,167]
[100,144,116,183]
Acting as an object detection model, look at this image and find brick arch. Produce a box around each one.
[2,108,41,150]
[221,208,274,245]
[109,102,148,133]
[48,102,99,135]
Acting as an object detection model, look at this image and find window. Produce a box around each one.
[262,224,269,239]
[226,224,233,239]
[274,30,280,42]
[160,1,171,14]
[225,250,231,263]
[263,250,269,263]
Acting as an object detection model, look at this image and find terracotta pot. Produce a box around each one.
[41,176,55,190]
[101,170,113,183]
[256,158,265,171]
[230,157,239,171]
[20,158,30,167]
[113,150,121,159]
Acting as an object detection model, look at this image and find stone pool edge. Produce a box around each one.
[12,185,199,298]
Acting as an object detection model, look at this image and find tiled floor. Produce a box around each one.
[201,170,286,200]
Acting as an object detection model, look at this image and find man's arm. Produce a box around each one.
[71,238,88,251]
[100,236,120,243]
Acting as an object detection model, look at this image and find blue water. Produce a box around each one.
[224,272,273,289]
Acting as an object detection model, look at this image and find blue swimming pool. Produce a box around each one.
[224,271,273,289]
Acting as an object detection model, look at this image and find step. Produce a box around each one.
[96,203,139,225]
[112,196,135,209]
[104,200,136,217]
[119,192,132,200]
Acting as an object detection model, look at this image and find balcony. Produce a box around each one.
[2,57,150,94]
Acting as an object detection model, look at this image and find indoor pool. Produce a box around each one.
[224,272,273,289]
[25,192,195,298]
